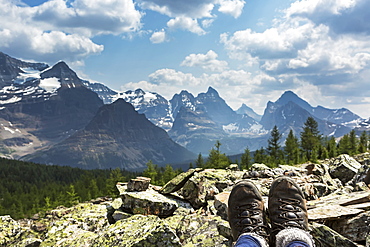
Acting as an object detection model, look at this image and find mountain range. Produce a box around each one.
[0,52,367,169]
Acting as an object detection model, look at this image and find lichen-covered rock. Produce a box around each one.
[330,154,362,184]
[310,222,359,247]
[0,215,23,246]
[176,214,231,246]
[180,169,243,208]
[120,189,179,217]
[329,211,370,242]
[92,214,181,247]
[127,176,151,192]
[160,168,203,194]
[40,203,108,246]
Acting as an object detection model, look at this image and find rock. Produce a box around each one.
[92,214,181,247]
[160,168,203,194]
[0,215,23,246]
[180,169,236,209]
[127,176,151,192]
[330,154,362,184]
[120,189,179,217]
[40,203,108,246]
[308,205,364,221]
[31,222,47,232]
[176,214,231,246]
[329,211,370,242]
[214,191,230,220]
[311,222,359,247]
[227,164,239,171]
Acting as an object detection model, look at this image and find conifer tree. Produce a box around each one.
[195,153,204,168]
[107,168,125,196]
[338,134,350,154]
[284,129,300,165]
[254,147,266,164]
[300,117,322,161]
[143,160,158,185]
[205,141,230,168]
[327,136,337,158]
[267,125,282,165]
[348,130,358,155]
[359,131,369,153]
[240,147,252,170]
[66,185,80,207]
[163,164,176,184]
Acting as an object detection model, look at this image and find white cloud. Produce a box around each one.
[138,0,245,35]
[0,0,141,64]
[181,50,228,72]
[32,0,142,36]
[286,0,370,35]
[137,0,215,19]
[167,17,206,35]
[149,68,200,86]
[218,0,245,18]
[202,19,215,28]
[150,30,166,43]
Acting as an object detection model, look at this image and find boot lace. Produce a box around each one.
[272,197,304,233]
[234,202,269,238]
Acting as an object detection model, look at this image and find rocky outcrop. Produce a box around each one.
[1,153,370,246]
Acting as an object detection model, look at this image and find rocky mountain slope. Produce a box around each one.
[0,56,104,158]
[1,153,369,246]
[26,99,195,170]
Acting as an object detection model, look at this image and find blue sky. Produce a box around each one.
[1,0,370,119]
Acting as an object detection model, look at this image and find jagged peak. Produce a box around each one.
[275,90,312,112]
[205,86,219,96]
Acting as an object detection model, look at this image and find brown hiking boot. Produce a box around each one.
[268,176,309,244]
[228,180,268,242]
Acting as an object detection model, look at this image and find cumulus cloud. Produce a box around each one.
[150,30,167,43]
[138,0,244,34]
[149,68,200,86]
[181,50,228,72]
[286,0,370,35]
[167,17,206,35]
[0,0,141,64]
[218,0,246,18]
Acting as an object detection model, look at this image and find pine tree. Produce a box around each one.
[106,168,125,197]
[195,153,204,168]
[205,141,230,168]
[254,147,266,164]
[267,125,282,166]
[240,147,252,170]
[300,117,322,162]
[338,134,350,154]
[284,129,300,165]
[66,185,80,207]
[327,136,337,158]
[359,131,369,153]
[143,160,159,185]
[163,165,176,184]
[348,130,358,155]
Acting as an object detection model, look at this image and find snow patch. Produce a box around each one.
[39,77,61,93]
[14,67,41,84]
[223,123,238,132]
[0,96,22,104]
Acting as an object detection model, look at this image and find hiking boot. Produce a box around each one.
[268,176,309,244]
[228,180,268,242]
